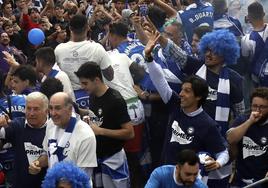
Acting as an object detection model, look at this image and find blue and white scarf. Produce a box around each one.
[48,116,76,167]
[196,65,230,135]
[47,69,59,78]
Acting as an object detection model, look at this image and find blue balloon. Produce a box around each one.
[28,28,45,45]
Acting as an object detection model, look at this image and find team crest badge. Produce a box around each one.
[261,137,267,144]
[187,127,194,135]
[98,108,102,116]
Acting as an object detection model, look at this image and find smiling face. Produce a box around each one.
[26,99,48,127]
[179,83,201,113]
[204,48,224,69]
[49,94,72,128]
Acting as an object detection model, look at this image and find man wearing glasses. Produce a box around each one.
[227,87,268,188]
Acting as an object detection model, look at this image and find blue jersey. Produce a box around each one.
[177,1,214,43]
[231,115,268,181]
[117,40,158,91]
[214,14,244,37]
[163,92,226,164]
[0,95,26,119]
[145,165,207,188]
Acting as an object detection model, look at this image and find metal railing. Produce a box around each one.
[243,177,268,188]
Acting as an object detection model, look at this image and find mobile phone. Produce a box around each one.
[138,4,148,17]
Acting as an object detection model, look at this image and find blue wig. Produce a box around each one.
[41,162,90,188]
[198,29,240,65]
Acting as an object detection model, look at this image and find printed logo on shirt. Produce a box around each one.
[242,136,268,159]
[24,142,43,164]
[63,141,70,157]
[170,121,194,144]
[207,87,217,101]
[189,12,213,23]
[73,50,78,57]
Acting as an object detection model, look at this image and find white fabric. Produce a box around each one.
[55,40,112,90]
[126,98,144,125]
[105,50,137,100]
[41,65,75,101]
[43,117,97,168]
[241,24,268,59]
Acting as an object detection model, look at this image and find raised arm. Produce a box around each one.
[144,31,172,103]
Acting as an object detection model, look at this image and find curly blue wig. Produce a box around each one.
[41,162,90,188]
[198,29,240,65]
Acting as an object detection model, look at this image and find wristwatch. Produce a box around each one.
[144,55,153,63]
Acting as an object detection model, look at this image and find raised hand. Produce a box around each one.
[144,30,160,58]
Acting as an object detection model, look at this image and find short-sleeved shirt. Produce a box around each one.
[231,115,268,180]
[145,165,207,188]
[43,118,97,168]
[55,40,112,90]
[89,88,131,158]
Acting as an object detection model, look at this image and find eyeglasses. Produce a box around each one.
[251,104,268,110]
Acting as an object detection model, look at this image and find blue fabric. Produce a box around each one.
[74,89,90,109]
[178,2,214,43]
[214,14,244,37]
[47,69,59,78]
[231,115,268,181]
[48,116,76,162]
[117,40,157,91]
[249,27,268,86]
[145,165,207,188]
[4,118,47,188]
[215,67,230,136]
[162,92,225,165]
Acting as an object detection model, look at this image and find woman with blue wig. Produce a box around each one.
[41,162,90,188]
[144,29,245,188]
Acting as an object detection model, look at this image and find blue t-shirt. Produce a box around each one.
[163,92,226,164]
[231,115,268,180]
[0,95,26,119]
[177,1,214,43]
[145,165,207,188]
[4,118,47,188]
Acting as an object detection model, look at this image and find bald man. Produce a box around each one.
[29,92,97,178]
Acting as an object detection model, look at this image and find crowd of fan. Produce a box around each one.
[0,0,268,187]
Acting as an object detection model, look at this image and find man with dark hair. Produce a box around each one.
[55,14,113,109]
[11,65,38,95]
[145,149,207,188]
[40,77,64,99]
[75,62,134,188]
[35,47,75,101]
[227,87,268,187]
[241,1,268,105]
[144,35,229,187]
[191,26,212,58]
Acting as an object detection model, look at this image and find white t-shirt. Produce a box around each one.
[43,118,97,168]
[55,40,112,90]
[104,50,137,100]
